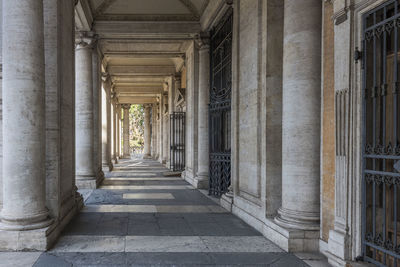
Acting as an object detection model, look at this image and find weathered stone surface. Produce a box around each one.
[321,1,335,243]
[1,0,50,231]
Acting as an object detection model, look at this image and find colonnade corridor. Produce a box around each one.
[23,158,309,266]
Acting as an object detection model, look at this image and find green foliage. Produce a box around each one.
[129,104,144,154]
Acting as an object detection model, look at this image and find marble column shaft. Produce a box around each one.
[275,0,322,231]
[75,34,96,184]
[143,105,151,157]
[1,0,51,230]
[196,44,210,184]
[122,105,130,158]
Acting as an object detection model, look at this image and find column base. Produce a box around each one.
[275,207,320,231]
[0,192,82,251]
[262,217,320,252]
[220,193,233,212]
[185,171,209,189]
[76,173,103,189]
[102,163,111,173]
[326,229,351,267]
[0,209,52,231]
[143,154,152,159]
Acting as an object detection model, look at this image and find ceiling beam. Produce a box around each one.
[115,87,162,94]
[103,52,185,58]
[94,0,118,17]
[94,21,201,39]
[178,0,200,19]
[75,0,94,31]
[108,65,176,76]
[118,96,158,104]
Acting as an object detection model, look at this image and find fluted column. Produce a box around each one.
[122,104,130,158]
[1,0,52,230]
[195,42,210,188]
[75,32,98,189]
[275,0,321,235]
[143,105,152,158]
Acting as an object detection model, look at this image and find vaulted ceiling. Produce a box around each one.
[75,0,211,105]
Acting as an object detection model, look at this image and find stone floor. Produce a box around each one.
[0,158,331,266]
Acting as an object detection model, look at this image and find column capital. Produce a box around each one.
[101,72,110,82]
[195,32,210,50]
[75,31,98,50]
[121,104,131,110]
[173,74,181,82]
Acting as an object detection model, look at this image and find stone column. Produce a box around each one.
[158,97,164,164]
[122,104,130,158]
[195,42,210,189]
[75,32,99,189]
[166,76,179,168]
[111,102,117,164]
[273,0,321,251]
[143,105,152,158]
[92,45,104,184]
[151,104,157,158]
[101,73,112,171]
[0,0,52,230]
[162,93,169,164]
[107,90,113,170]
[116,106,121,160]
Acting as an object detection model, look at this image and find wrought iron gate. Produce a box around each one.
[362,2,400,265]
[209,8,233,197]
[170,112,185,172]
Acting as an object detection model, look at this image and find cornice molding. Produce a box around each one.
[75,0,94,31]
[94,0,118,18]
[95,14,199,22]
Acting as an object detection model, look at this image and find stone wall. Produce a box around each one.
[230,0,283,225]
[184,42,199,180]
[321,0,335,243]
[44,0,77,219]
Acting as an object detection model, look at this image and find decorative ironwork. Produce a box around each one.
[362,1,400,265]
[170,112,185,172]
[208,7,233,197]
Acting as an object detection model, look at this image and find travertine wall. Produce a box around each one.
[43,0,78,219]
[184,42,199,179]
[0,0,3,209]
[231,0,283,224]
[321,1,335,242]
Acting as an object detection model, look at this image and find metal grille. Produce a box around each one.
[209,8,233,197]
[362,1,400,265]
[170,112,185,172]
